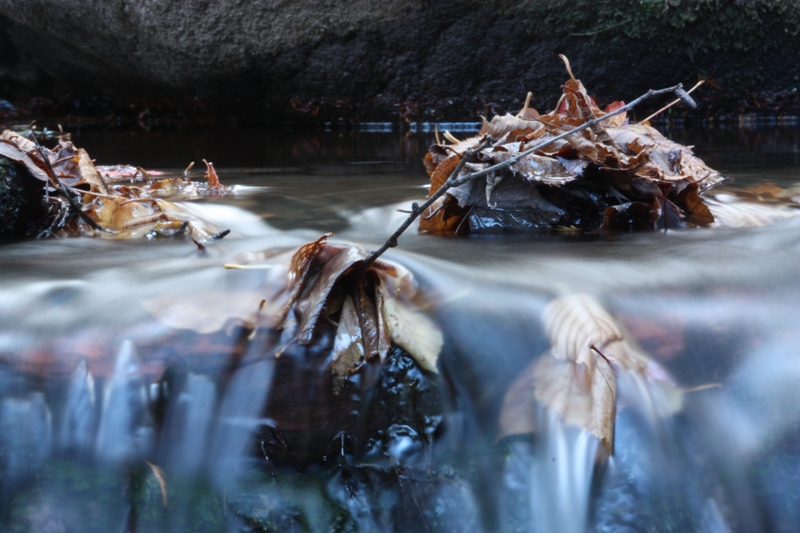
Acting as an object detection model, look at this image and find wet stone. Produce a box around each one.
[0,157,47,241]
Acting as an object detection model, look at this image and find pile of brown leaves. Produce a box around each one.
[0,130,230,240]
[420,64,725,234]
[262,234,443,389]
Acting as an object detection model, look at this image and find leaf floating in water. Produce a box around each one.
[499,293,682,456]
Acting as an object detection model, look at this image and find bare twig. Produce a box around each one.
[361,137,492,270]
[363,83,695,266]
[638,80,705,124]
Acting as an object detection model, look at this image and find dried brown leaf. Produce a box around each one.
[0,134,51,183]
[331,295,365,391]
[428,154,461,197]
[49,141,83,186]
[532,355,616,452]
[77,148,109,194]
[531,294,683,454]
[542,294,627,369]
[353,277,386,362]
[609,124,724,187]
[602,101,627,128]
[478,113,544,141]
[372,276,393,362]
[293,244,368,344]
[418,195,468,234]
[145,461,168,507]
[489,145,578,185]
[671,181,714,226]
[203,159,224,189]
[378,279,442,374]
[497,359,538,440]
[272,237,442,374]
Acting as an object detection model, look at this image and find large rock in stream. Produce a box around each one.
[0,0,799,122]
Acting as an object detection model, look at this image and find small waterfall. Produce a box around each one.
[0,392,52,482]
[530,407,599,533]
[208,357,274,487]
[164,373,218,474]
[59,358,96,454]
[95,340,149,463]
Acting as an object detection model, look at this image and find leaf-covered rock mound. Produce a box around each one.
[258,234,442,386]
[0,129,230,241]
[420,64,726,234]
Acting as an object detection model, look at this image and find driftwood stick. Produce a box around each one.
[361,137,492,269]
[363,83,694,265]
[638,80,704,124]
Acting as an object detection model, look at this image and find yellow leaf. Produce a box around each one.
[378,280,442,374]
[145,461,168,507]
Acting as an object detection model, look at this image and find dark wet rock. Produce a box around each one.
[0,1,799,123]
[0,156,46,241]
[260,338,443,466]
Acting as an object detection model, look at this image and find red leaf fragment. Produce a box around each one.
[203,159,223,189]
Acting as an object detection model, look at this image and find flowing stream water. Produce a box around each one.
[0,123,799,532]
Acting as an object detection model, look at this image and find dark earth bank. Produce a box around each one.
[1,0,799,126]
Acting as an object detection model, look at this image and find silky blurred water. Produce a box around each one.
[0,123,799,532]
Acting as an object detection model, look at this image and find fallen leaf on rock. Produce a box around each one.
[292,243,370,344]
[533,355,616,452]
[252,235,443,388]
[331,295,365,391]
[418,56,725,234]
[0,128,233,240]
[379,282,441,374]
[499,293,682,456]
[497,358,538,439]
[0,136,51,183]
[77,148,109,194]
